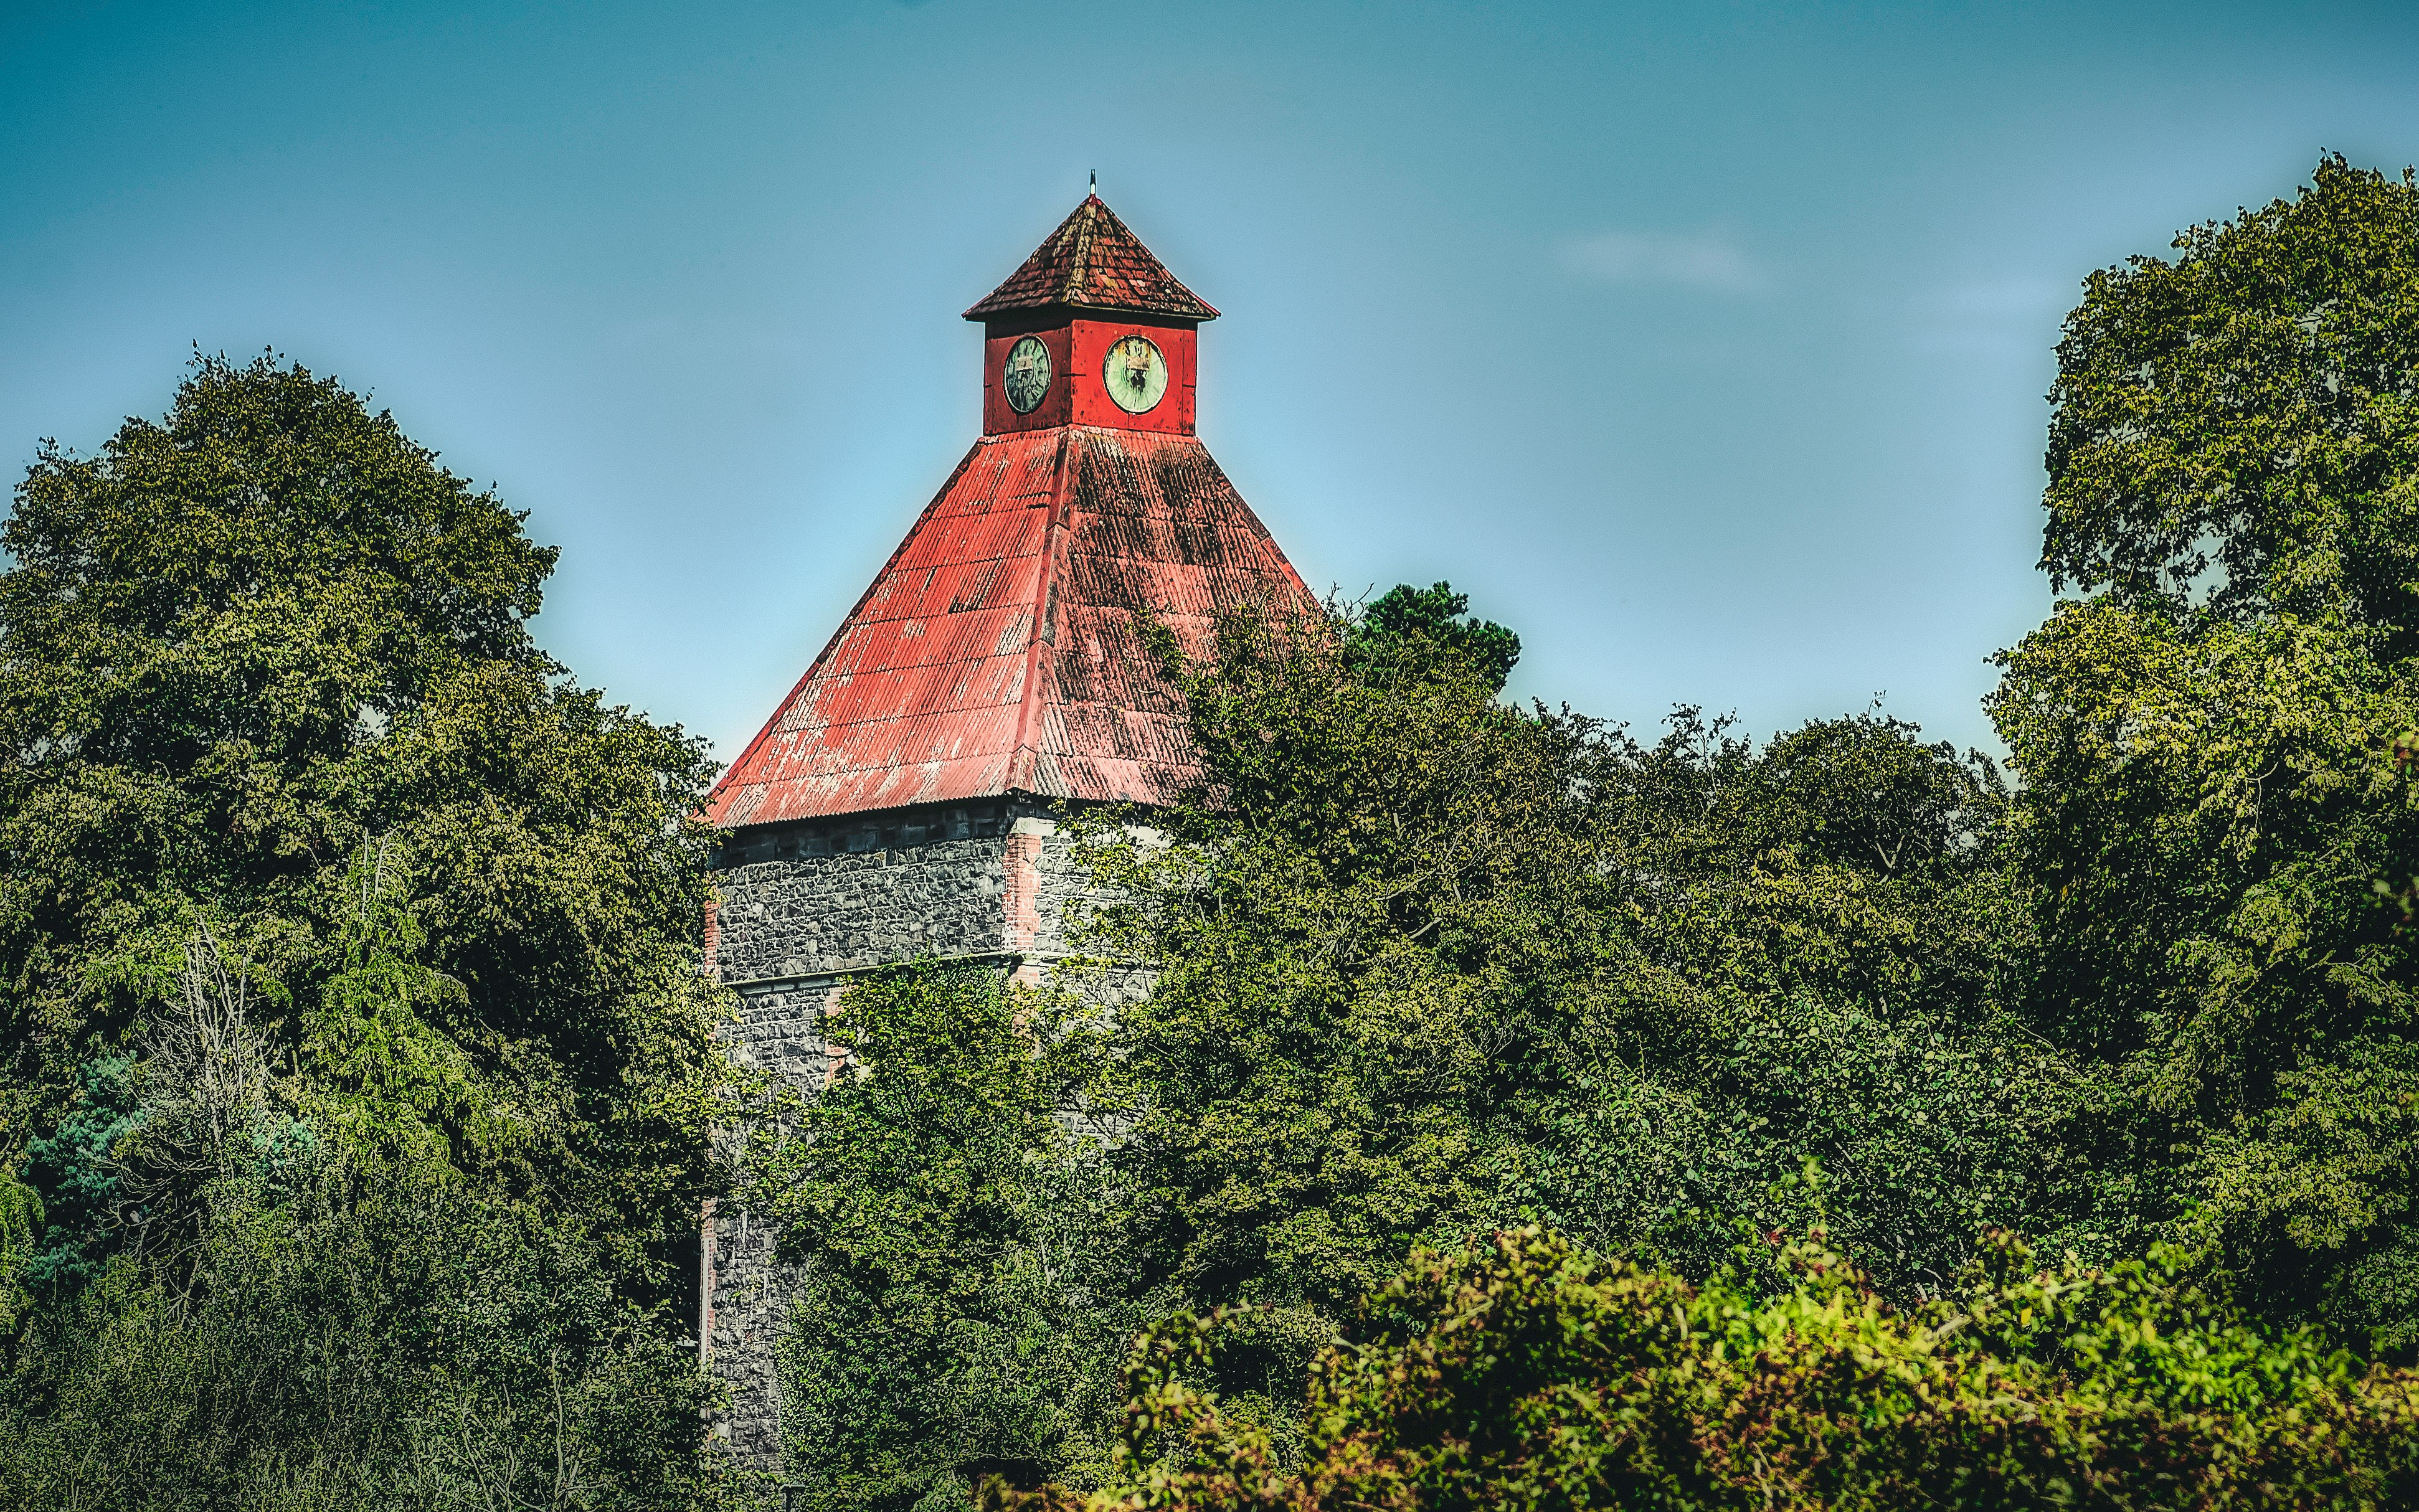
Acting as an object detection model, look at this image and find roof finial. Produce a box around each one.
[1089,170,1097,197]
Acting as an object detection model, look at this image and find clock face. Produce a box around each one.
[1002,336,1053,415]
[1102,334,1168,415]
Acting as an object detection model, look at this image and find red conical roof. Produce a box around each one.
[706,427,1307,827]
[963,195,1219,323]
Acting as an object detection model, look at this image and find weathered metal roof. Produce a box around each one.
[706,426,1309,828]
[963,194,1219,323]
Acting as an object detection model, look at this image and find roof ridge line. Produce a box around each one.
[1005,429,1078,793]
[1061,200,1099,305]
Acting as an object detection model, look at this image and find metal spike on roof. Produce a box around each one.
[963,194,1219,323]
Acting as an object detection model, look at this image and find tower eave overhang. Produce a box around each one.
[964,301,1206,329]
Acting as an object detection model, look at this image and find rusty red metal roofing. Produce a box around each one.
[706,426,1310,828]
[963,195,1219,323]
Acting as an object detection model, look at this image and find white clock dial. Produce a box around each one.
[1002,336,1053,414]
[1102,334,1168,415]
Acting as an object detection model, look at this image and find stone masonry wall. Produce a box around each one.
[704,976,841,1473]
[703,798,1150,1483]
[712,801,1023,983]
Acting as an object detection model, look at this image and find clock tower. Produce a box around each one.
[968,192,1213,437]
[698,192,1312,1476]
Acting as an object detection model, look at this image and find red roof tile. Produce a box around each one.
[706,426,1309,828]
[963,195,1219,323]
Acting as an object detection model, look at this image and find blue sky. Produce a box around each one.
[6,1,2417,762]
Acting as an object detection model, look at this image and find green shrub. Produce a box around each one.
[1002,1227,2419,1511]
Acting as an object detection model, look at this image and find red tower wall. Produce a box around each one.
[980,314,1199,437]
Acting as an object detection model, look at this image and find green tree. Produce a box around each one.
[1519,705,2067,1292]
[0,354,739,1507]
[0,351,726,1287]
[1993,156,2419,1343]
[2038,157,2419,640]
[0,1171,35,1332]
[1345,582,1521,695]
[1084,599,1600,1321]
[765,963,1126,1512]
[0,1151,727,1511]
[1069,594,2065,1373]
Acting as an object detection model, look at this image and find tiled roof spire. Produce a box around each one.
[704,428,1306,826]
[963,194,1219,323]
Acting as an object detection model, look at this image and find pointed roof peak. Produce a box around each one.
[964,192,1219,323]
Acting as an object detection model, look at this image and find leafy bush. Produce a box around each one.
[1003,1226,2419,1511]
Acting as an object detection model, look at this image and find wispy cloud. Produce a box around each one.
[1910,275,2071,357]
[1561,230,1768,293]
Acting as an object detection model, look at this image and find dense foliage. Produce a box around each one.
[765,963,1129,1512]
[1997,154,2419,1342]
[0,356,737,1509]
[772,594,2080,1510]
[1010,1228,2419,1511]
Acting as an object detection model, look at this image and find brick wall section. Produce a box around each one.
[1003,821,1046,979]
[1028,815,1135,959]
